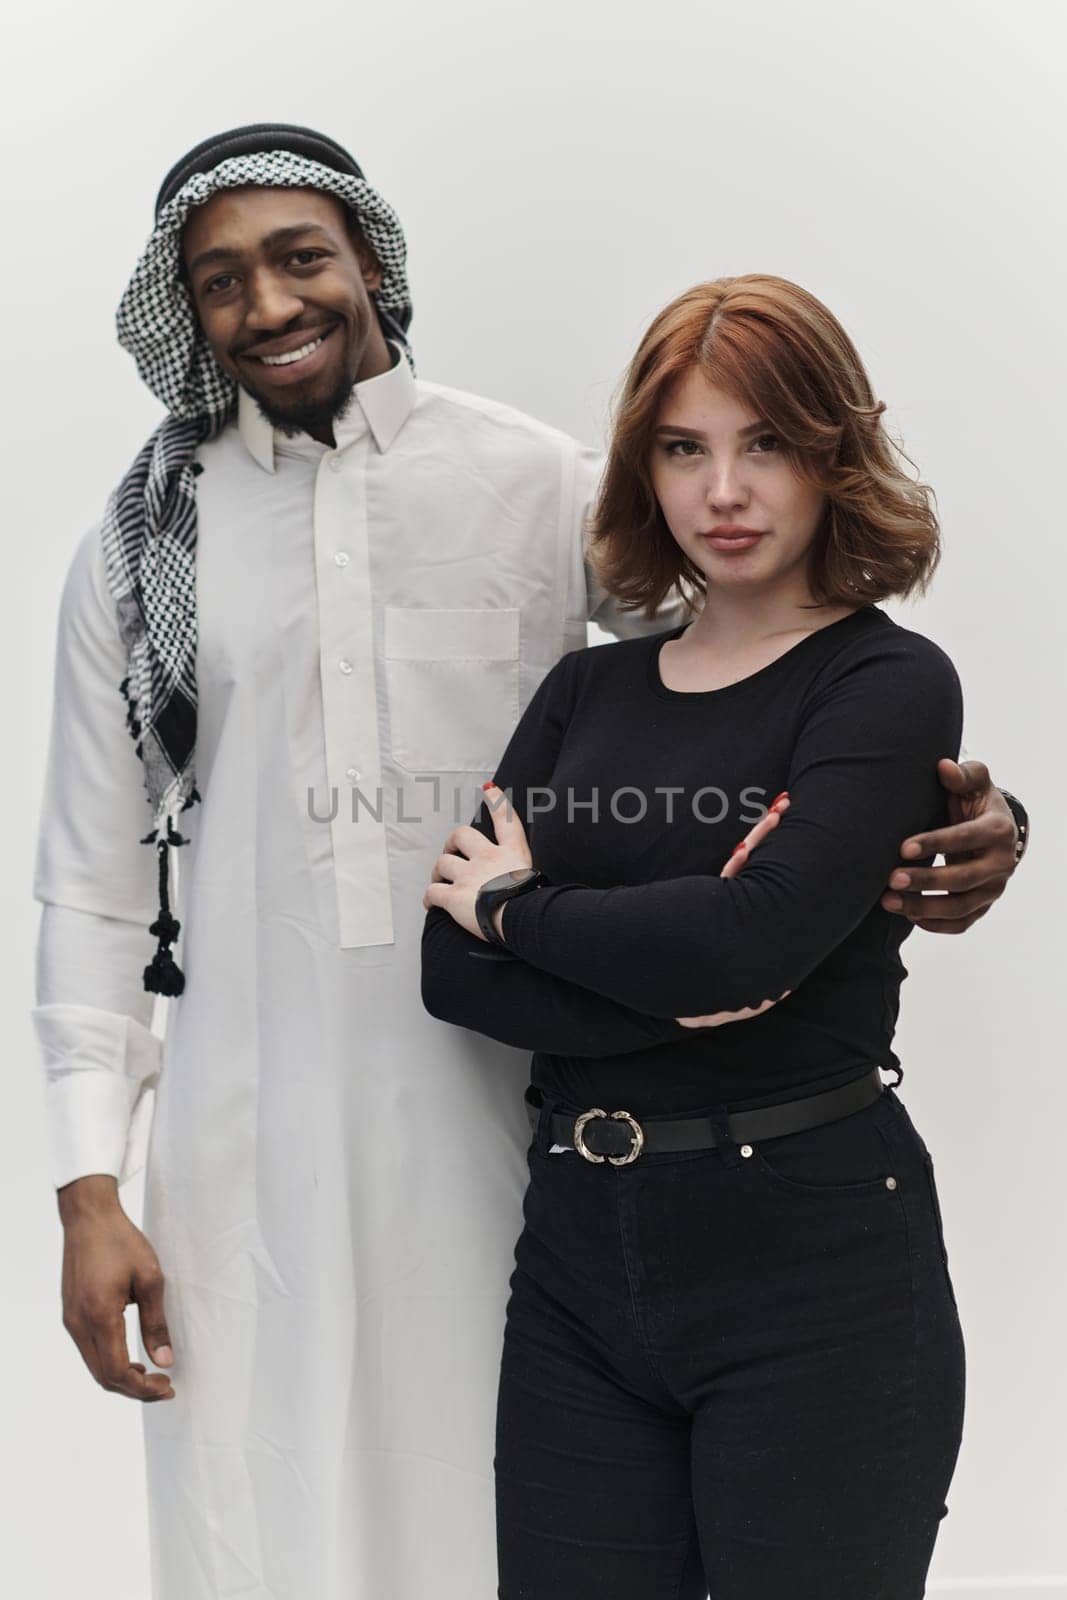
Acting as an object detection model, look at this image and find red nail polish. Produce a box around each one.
[482,781,495,791]
[731,842,747,856]
[771,791,789,808]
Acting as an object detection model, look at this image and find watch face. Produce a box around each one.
[483,868,539,897]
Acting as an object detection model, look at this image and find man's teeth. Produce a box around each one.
[259,336,325,367]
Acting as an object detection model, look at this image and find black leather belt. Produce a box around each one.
[524,1066,888,1166]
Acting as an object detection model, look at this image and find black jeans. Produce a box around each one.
[495,1084,965,1599]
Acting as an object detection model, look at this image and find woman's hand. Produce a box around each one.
[676,793,792,1028]
[422,782,533,940]
[675,990,794,1029]
[718,791,789,880]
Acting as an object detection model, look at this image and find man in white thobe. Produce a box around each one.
[33,123,1026,1599]
[34,124,689,1599]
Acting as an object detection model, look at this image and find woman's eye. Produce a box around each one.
[664,439,702,457]
[750,433,780,453]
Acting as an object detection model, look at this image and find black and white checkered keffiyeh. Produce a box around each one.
[100,146,413,994]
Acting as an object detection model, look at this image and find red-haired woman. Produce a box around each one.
[422,275,972,1597]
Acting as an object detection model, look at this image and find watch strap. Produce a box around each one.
[475,869,545,947]
[998,789,1029,865]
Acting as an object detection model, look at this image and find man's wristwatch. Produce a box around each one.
[475,868,547,947]
[998,787,1030,864]
[998,789,1029,865]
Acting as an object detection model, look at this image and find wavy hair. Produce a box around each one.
[588,274,941,618]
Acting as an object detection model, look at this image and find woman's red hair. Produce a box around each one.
[588,274,941,617]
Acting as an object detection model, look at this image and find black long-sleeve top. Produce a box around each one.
[421,606,964,1114]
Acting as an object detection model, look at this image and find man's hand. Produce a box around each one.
[881,759,1020,934]
[58,1175,175,1402]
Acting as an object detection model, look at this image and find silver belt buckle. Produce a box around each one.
[573,1107,646,1166]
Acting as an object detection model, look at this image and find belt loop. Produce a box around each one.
[708,1104,742,1169]
[528,1087,557,1155]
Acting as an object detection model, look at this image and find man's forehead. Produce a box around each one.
[181,185,349,256]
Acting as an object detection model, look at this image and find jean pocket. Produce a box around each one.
[744,1097,899,1198]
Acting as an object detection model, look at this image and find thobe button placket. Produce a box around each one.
[313,427,394,948]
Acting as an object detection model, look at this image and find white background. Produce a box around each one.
[4,1,1062,1595]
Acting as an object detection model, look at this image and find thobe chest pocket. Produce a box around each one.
[383,605,522,772]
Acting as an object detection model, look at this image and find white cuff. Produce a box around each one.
[31,1003,162,1190]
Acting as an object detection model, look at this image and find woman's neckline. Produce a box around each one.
[647,605,884,701]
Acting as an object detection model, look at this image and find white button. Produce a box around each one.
[345,766,361,782]
[328,453,344,472]
[885,1176,897,1191]
[334,551,350,567]
[338,658,353,675]
[740,1144,753,1159]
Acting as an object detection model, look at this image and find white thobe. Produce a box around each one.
[32,347,685,1599]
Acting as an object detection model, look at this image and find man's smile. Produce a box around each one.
[241,323,341,381]
[259,336,326,367]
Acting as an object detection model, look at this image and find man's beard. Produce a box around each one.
[248,357,357,439]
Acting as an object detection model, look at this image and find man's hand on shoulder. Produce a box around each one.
[881,758,1025,935]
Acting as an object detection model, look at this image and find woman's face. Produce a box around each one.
[648,367,827,598]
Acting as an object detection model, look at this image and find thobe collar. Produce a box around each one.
[237,339,416,472]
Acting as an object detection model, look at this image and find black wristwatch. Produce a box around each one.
[998,789,1030,865]
[475,868,547,947]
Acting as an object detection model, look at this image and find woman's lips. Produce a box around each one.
[700,531,766,552]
